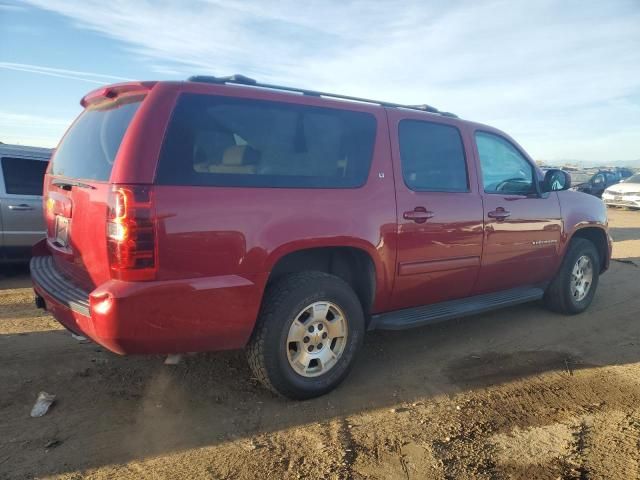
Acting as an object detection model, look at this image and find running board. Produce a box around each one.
[369,286,544,331]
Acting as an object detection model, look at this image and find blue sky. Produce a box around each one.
[1,0,639,164]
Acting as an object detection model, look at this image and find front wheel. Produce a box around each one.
[246,272,365,399]
[544,238,600,314]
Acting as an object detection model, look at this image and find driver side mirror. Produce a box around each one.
[542,169,571,192]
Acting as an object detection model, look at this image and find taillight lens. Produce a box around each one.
[106,185,157,281]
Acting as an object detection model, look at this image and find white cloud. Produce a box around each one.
[18,0,640,161]
[0,62,132,84]
[0,3,27,12]
[0,111,69,147]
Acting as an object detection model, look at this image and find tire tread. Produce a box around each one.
[246,271,358,398]
[544,238,599,314]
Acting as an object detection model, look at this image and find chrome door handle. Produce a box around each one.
[403,207,434,223]
[8,204,34,211]
[488,208,510,220]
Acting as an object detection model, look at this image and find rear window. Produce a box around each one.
[156,93,377,188]
[1,157,48,195]
[51,97,142,181]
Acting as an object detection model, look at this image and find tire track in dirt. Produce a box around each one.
[560,419,591,480]
[429,399,502,480]
[336,418,358,479]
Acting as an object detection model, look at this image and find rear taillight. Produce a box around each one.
[106,185,157,281]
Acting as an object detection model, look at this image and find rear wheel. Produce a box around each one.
[544,238,600,314]
[246,272,364,399]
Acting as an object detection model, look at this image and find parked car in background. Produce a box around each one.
[0,144,51,262]
[570,170,621,197]
[614,167,634,180]
[31,76,610,399]
[602,173,640,209]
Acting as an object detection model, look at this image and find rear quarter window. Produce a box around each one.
[51,97,142,181]
[156,94,377,188]
[1,157,49,195]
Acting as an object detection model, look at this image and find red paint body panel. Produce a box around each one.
[386,109,484,310]
[110,82,179,184]
[87,273,267,353]
[474,193,562,293]
[45,182,112,290]
[153,184,397,312]
[33,254,265,354]
[398,256,481,276]
[31,80,611,355]
[464,124,564,293]
[557,189,611,271]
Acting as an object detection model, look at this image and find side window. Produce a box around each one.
[398,120,468,192]
[1,157,48,195]
[156,94,377,189]
[592,174,605,185]
[475,132,534,195]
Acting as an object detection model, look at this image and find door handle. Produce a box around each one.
[8,204,34,211]
[403,207,434,223]
[488,208,510,220]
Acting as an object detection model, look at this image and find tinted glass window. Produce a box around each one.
[156,94,377,188]
[51,97,142,181]
[1,157,48,195]
[476,132,534,194]
[398,120,468,192]
[571,172,591,184]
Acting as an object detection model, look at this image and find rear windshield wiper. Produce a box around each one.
[52,179,96,190]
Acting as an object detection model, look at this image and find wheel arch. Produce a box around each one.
[264,243,381,317]
[566,225,610,273]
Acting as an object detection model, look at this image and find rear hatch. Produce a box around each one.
[44,84,153,291]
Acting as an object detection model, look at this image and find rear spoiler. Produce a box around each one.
[80,81,157,108]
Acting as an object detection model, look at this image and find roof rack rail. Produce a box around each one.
[186,74,458,118]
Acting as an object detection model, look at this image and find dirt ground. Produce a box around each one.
[1,208,639,480]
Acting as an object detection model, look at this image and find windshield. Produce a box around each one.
[51,96,143,181]
[625,173,640,183]
[570,172,592,184]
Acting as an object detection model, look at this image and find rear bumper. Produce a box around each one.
[31,254,266,354]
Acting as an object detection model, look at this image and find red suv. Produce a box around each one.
[31,75,611,399]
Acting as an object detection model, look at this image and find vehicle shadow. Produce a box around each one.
[2,261,640,477]
[609,227,640,242]
[0,301,49,320]
[0,263,31,290]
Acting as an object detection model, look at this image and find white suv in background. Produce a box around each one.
[0,144,51,262]
[603,173,640,209]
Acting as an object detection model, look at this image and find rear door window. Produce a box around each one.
[398,120,468,192]
[51,97,143,181]
[1,157,48,195]
[156,94,377,188]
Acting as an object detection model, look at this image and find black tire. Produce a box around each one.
[246,271,365,400]
[544,238,600,314]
